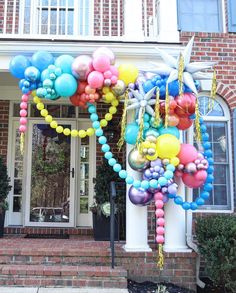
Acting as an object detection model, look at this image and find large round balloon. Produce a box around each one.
[128,148,150,171]
[92,47,115,65]
[118,64,139,85]
[177,117,193,130]
[156,134,180,159]
[71,55,93,80]
[54,73,77,97]
[125,123,139,145]
[31,51,54,72]
[129,186,153,206]
[177,144,198,165]
[55,55,74,75]
[182,170,207,188]
[9,55,31,79]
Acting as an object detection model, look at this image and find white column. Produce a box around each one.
[123,0,144,41]
[157,0,179,43]
[124,112,151,252]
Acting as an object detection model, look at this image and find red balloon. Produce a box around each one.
[77,81,87,94]
[178,144,198,165]
[168,114,180,127]
[182,170,207,188]
[175,93,196,116]
[177,117,193,130]
[70,94,81,106]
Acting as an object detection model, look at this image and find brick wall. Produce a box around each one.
[0,100,9,162]
[0,0,19,34]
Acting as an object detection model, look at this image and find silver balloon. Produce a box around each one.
[128,148,150,172]
[111,80,126,96]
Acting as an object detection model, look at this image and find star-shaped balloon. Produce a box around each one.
[127,84,156,125]
[148,37,215,94]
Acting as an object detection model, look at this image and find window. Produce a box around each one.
[177,0,222,33]
[191,95,233,211]
[228,0,236,32]
[21,0,92,36]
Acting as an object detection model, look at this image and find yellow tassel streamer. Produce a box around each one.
[178,53,185,96]
[20,132,24,155]
[195,97,202,143]
[154,89,160,127]
[157,244,164,270]
[117,90,129,150]
[164,84,170,128]
[209,68,217,111]
[136,107,145,151]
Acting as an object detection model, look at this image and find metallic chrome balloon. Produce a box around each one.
[111,79,126,96]
[128,148,150,172]
[145,134,157,143]
[144,128,159,139]
[129,186,153,206]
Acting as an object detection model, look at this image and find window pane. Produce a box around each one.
[214,164,227,184]
[46,105,61,117]
[31,104,41,117]
[61,105,76,118]
[14,179,22,195]
[214,185,227,205]
[13,196,22,212]
[13,103,20,117]
[213,142,227,162]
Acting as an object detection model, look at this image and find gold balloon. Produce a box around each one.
[128,148,150,172]
[111,80,126,96]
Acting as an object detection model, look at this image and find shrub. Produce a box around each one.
[195,215,236,292]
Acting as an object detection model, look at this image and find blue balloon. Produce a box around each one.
[54,73,77,97]
[55,55,74,75]
[168,80,180,97]
[113,163,122,172]
[125,123,139,145]
[41,69,50,81]
[119,170,127,179]
[182,202,191,210]
[196,197,205,206]
[31,51,54,72]
[24,66,40,82]
[174,196,183,205]
[9,55,31,79]
[143,80,154,93]
[159,126,180,139]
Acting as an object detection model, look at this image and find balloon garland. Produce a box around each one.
[10,37,216,270]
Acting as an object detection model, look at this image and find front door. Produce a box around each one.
[25,120,76,227]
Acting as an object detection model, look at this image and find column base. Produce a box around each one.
[123,244,152,252]
[164,246,192,253]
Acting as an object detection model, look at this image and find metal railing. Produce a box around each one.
[0,0,159,41]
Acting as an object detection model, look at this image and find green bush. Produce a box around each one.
[195,215,236,292]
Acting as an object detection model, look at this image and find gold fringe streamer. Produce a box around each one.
[209,68,217,111]
[157,244,164,270]
[117,90,129,150]
[136,107,145,151]
[154,89,160,127]
[20,132,24,155]
[164,84,170,128]
[195,96,202,143]
[178,53,184,96]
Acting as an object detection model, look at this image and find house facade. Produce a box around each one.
[0,0,235,290]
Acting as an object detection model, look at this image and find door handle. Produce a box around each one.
[71,168,75,178]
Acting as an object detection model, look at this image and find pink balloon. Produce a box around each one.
[72,55,93,80]
[182,170,207,188]
[155,209,164,218]
[156,218,165,226]
[20,117,27,125]
[93,55,110,73]
[20,102,27,109]
[111,75,118,84]
[177,144,198,165]
[103,70,112,79]
[155,200,164,209]
[20,109,27,117]
[156,235,164,244]
[110,65,119,76]
[195,170,207,181]
[156,227,165,235]
[19,125,26,133]
[92,47,115,65]
[154,192,163,201]
[88,71,104,89]
[21,94,29,102]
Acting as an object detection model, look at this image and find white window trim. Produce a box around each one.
[187,93,234,213]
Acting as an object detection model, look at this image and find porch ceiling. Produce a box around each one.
[0,72,16,86]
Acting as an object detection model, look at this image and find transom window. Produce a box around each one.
[192,95,233,211]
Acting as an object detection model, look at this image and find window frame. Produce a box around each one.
[177,0,225,33]
[187,93,234,213]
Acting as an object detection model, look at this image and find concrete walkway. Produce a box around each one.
[0,288,129,293]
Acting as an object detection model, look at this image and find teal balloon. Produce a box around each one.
[41,69,50,81]
[55,55,74,75]
[125,123,139,145]
[159,126,180,139]
[31,51,54,72]
[9,55,31,79]
[54,73,77,97]
[144,128,159,138]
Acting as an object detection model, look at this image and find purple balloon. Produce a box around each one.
[168,184,177,194]
[151,158,162,167]
[129,186,153,206]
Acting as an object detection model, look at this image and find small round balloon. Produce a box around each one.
[55,55,74,75]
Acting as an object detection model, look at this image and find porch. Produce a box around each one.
[0,234,196,290]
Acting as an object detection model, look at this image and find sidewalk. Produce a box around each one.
[0,288,129,293]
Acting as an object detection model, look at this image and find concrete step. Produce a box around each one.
[0,264,127,288]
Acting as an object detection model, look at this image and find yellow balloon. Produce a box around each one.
[56,126,64,133]
[105,92,114,103]
[45,115,53,123]
[146,152,159,161]
[78,130,86,138]
[33,96,40,104]
[100,119,108,127]
[86,128,95,136]
[118,64,139,85]
[50,120,58,128]
[170,157,180,167]
[156,134,180,159]
[105,113,112,121]
[63,128,71,136]
[71,129,78,137]
[40,109,48,117]
[36,102,44,111]
[109,106,117,115]
[111,99,119,107]
[102,87,110,94]
[31,90,37,97]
